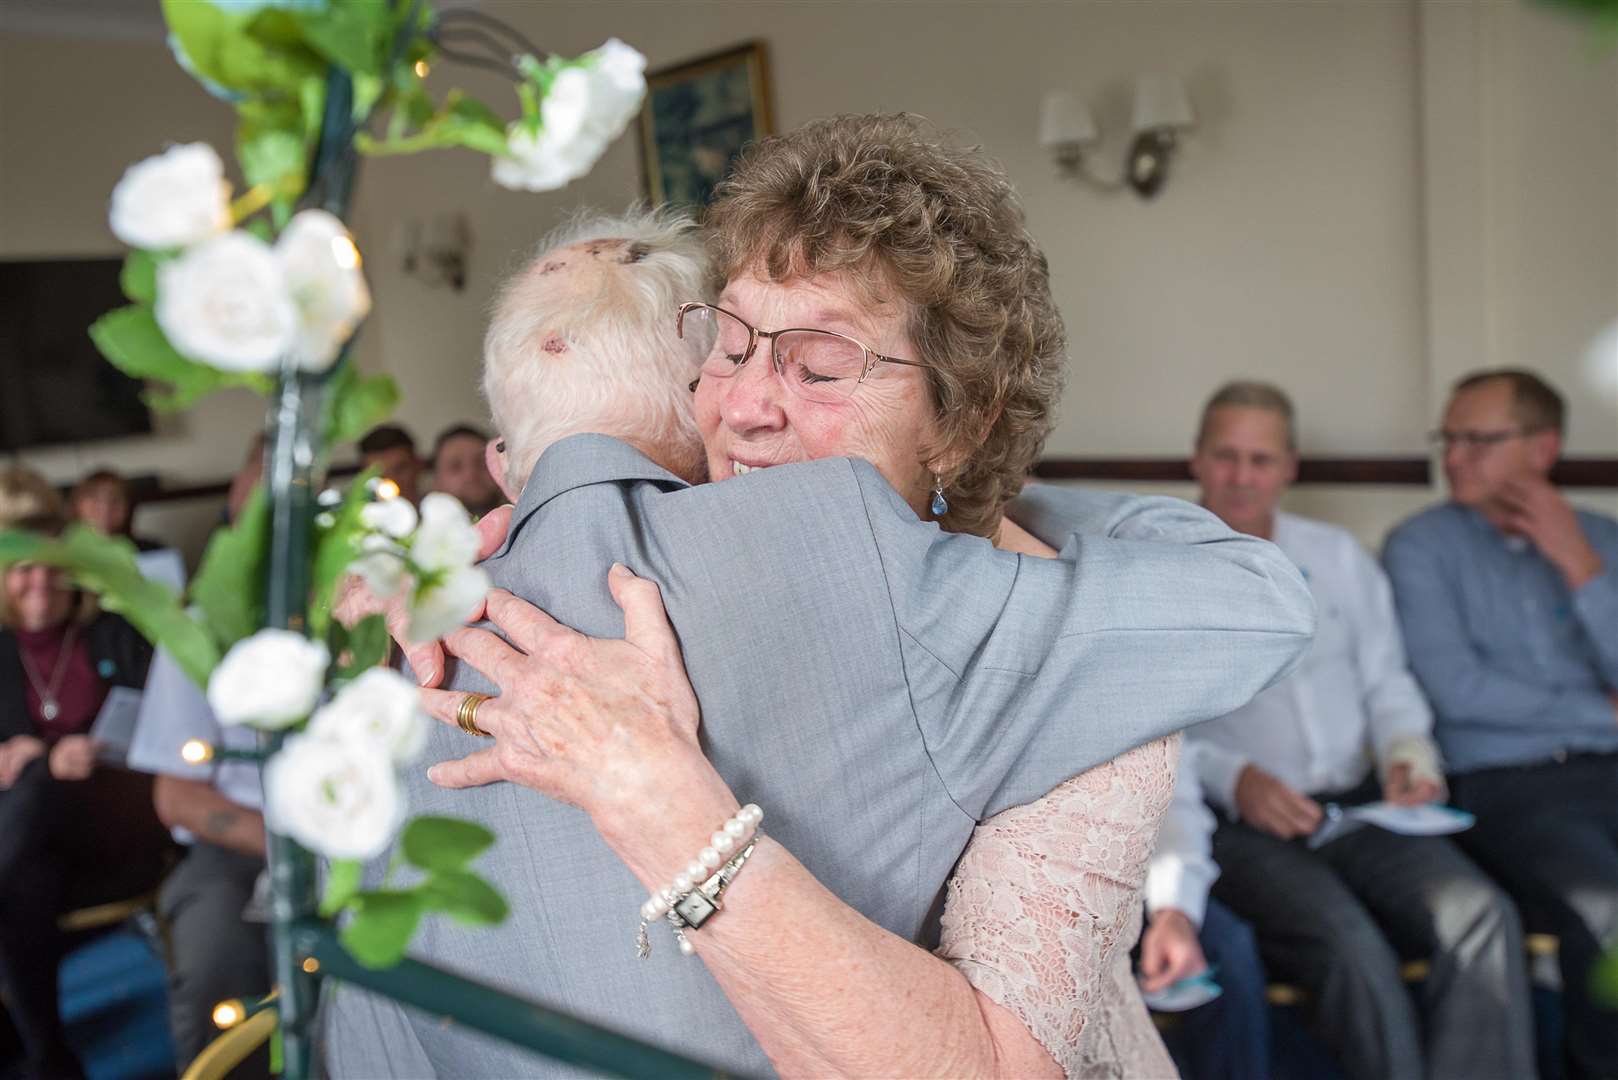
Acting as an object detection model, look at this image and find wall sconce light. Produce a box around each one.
[1039,75,1196,198]
[393,213,473,290]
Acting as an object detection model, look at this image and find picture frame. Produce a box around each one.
[637,41,774,209]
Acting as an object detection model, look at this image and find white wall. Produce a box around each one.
[2,0,1614,559]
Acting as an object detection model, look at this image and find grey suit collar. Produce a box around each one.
[497,433,689,558]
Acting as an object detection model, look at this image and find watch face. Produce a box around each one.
[674,890,719,928]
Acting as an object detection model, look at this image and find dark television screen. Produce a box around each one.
[0,258,153,451]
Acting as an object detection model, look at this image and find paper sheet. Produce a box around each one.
[90,685,144,765]
[1141,972,1223,1013]
[1308,801,1475,850]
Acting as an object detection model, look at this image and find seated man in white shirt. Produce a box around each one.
[1183,382,1534,1080]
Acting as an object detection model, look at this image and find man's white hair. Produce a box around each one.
[482,207,710,492]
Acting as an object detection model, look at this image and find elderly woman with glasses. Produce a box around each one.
[357,115,1306,1078]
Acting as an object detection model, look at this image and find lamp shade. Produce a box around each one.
[1131,75,1194,133]
[1039,91,1098,148]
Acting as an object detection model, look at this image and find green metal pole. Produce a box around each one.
[262,368,324,1080]
[294,920,743,1080]
[262,62,359,1080]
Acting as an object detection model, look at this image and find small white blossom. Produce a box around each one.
[156,231,298,372]
[109,142,232,251]
[350,546,409,601]
[407,565,490,643]
[585,39,648,137]
[410,493,480,572]
[361,497,417,539]
[264,732,404,859]
[276,209,371,372]
[207,629,329,729]
[309,667,426,765]
[491,119,606,193]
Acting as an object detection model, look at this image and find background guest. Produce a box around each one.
[0,466,62,527]
[1140,741,1273,1080]
[67,469,160,550]
[429,423,503,517]
[1187,381,1533,1080]
[358,424,423,506]
[0,513,169,1080]
[1385,368,1618,1080]
[127,441,273,1079]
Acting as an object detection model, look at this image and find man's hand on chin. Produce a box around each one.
[1496,478,1604,589]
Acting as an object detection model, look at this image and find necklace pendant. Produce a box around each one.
[41,698,59,722]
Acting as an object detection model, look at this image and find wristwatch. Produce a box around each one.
[671,838,757,930]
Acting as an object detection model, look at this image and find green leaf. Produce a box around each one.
[0,526,221,687]
[308,466,377,640]
[339,889,424,968]
[162,0,241,90]
[162,0,322,95]
[293,0,389,75]
[239,126,307,201]
[400,816,496,873]
[88,305,271,411]
[190,486,270,653]
[120,251,158,304]
[333,613,390,680]
[0,530,49,566]
[325,364,399,447]
[320,858,364,917]
[420,869,508,927]
[1595,946,1618,1007]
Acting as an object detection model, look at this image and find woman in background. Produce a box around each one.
[0,513,169,1079]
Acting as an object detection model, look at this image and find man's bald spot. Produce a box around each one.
[519,238,661,361]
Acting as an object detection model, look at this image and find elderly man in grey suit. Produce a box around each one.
[324,203,1313,1077]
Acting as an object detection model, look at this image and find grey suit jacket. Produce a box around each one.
[325,433,1313,1078]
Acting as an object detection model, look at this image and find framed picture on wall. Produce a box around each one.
[637,41,774,209]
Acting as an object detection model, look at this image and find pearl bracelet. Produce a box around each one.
[636,803,762,958]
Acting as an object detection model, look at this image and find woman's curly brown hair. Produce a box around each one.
[705,113,1067,538]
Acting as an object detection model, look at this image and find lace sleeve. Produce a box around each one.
[937,736,1181,1079]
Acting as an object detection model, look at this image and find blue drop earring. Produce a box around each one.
[930,473,949,517]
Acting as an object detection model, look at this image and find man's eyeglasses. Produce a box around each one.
[1427,427,1542,452]
[676,302,931,404]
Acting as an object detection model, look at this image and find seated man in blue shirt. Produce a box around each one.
[1385,368,1618,1080]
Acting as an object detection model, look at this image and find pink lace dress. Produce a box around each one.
[937,736,1180,1079]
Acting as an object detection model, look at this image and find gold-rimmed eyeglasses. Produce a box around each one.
[676,302,931,404]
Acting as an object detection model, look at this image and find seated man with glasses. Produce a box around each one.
[1385,368,1618,1080]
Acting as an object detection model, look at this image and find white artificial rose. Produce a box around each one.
[585,39,647,136]
[207,628,330,729]
[410,493,480,572]
[156,231,298,372]
[490,120,605,193]
[276,209,372,372]
[361,496,417,539]
[408,565,491,643]
[309,667,426,764]
[540,66,594,148]
[263,732,404,860]
[109,142,232,250]
[350,550,409,600]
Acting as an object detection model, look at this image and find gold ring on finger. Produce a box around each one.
[456,692,493,738]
